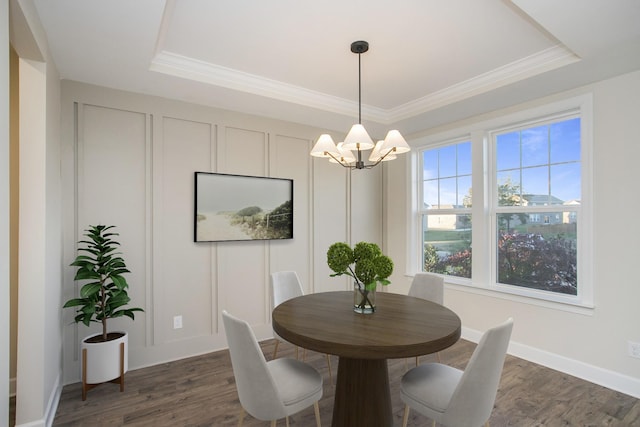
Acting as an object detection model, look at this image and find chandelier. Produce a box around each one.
[310,40,410,170]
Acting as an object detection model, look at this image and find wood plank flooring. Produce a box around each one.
[47,339,639,426]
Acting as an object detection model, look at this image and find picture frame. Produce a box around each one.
[194,172,294,242]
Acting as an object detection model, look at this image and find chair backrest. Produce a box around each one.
[270,271,304,309]
[408,272,444,305]
[443,318,514,427]
[222,311,286,421]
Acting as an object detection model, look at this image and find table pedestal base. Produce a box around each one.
[332,357,392,427]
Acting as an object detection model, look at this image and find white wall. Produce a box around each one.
[1,0,11,424]
[385,70,640,397]
[10,0,64,425]
[60,80,384,383]
[17,54,48,427]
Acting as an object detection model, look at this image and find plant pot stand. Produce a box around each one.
[81,341,125,400]
[80,331,128,400]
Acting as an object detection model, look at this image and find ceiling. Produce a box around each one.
[22,0,640,138]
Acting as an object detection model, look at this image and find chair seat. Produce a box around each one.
[400,318,513,427]
[401,363,463,414]
[268,358,323,407]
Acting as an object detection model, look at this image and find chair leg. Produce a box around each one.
[272,339,280,360]
[237,407,245,427]
[402,404,410,427]
[303,348,307,361]
[415,356,419,366]
[314,401,321,427]
[325,353,333,385]
[436,351,441,363]
[433,420,436,427]
[285,416,290,427]
[271,420,277,427]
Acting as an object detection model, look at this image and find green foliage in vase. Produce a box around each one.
[326,241,393,291]
[63,225,144,342]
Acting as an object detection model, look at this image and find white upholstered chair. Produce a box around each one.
[408,272,445,365]
[270,271,333,384]
[270,271,305,360]
[401,318,514,427]
[222,310,323,427]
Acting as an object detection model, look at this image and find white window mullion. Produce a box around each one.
[471,130,489,288]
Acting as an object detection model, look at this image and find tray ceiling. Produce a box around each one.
[26,0,640,135]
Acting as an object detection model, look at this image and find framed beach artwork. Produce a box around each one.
[194,172,294,242]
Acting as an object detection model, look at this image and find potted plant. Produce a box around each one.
[326,241,393,313]
[63,224,144,400]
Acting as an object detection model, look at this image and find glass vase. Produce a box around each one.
[353,282,376,314]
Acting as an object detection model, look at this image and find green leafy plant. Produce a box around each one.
[327,241,393,311]
[63,225,144,342]
[327,241,394,290]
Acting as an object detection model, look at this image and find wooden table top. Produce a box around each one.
[272,291,461,360]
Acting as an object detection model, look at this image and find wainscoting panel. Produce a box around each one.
[216,126,269,327]
[74,103,149,357]
[157,116,214,344]
[269,134,313,296]
[312,157,350,293]
[350,166,383,246]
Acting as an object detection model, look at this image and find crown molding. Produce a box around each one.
[388,45,580,123]
[150,45,578,126]
[150,50,390,123]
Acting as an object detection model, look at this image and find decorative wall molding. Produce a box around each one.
[61,81,373,385]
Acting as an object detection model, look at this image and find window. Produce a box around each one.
[493,116,580,296]
[420,141,472,278]
[412,95,592,307]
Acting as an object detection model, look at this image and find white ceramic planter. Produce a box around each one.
[81,331,128,385]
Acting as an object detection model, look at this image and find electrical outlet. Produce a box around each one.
[628,341,640,359]
[173,315,183,329]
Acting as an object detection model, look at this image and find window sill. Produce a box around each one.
[444,279,595,316]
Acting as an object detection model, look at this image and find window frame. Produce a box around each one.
[409,94,593,310]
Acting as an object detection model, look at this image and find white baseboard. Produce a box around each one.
[14,373,61,427]
[461,326,640,399]
[14,418,45,427]
[44,373,62,427]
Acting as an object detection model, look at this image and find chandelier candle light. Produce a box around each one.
[310,41,411,169]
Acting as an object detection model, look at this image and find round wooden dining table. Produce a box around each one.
[272,291,461,427]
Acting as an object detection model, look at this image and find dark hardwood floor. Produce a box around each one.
[43,339,639,426]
